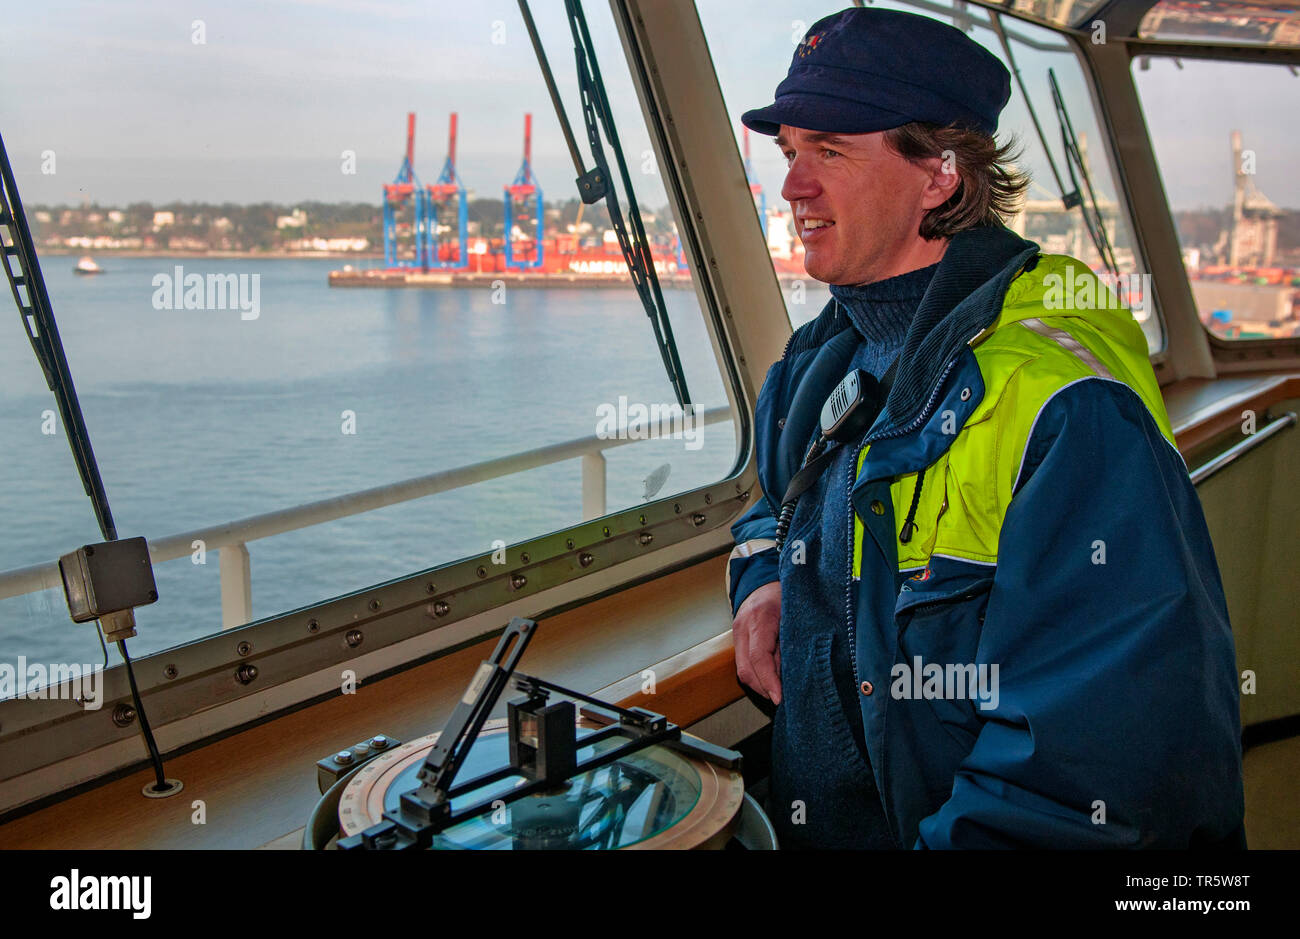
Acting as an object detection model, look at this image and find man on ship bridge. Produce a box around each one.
[725,6,1244,850]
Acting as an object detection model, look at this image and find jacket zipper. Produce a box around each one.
[781,323,800,360]
[781,298,846,362]
[834,254,1034,839]
[844,450,860,690]
[842,249,1038,636]
[844,353,961,692]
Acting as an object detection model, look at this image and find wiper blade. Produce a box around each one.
[1048,67,1119,278]
[0,131,118,541]
[1,143,178,791]
[518,0,692,410]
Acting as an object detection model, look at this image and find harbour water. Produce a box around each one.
[0,257,825,669]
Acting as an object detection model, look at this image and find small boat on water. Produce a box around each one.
[72,255,103,275]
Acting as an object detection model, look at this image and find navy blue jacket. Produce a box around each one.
[728,231,1246,849]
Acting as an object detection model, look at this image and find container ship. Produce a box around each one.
[328,230,808,289]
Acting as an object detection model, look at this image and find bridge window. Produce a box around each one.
[0,2,737,670]
[1133,56,1300,342]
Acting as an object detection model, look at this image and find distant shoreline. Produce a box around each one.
[42,249,385,261]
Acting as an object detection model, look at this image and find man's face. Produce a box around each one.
[776,125,945,286]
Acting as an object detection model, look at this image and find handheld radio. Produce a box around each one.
[774,368,887,550]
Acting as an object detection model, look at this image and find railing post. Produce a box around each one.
[581,451,606,521]
[219,543,252,629]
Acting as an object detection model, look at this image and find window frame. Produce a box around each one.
[1125,41,1300,367]
[0,0,774,808]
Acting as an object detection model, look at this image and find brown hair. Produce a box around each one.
[882,123,1030,240]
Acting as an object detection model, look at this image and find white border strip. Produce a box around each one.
[1012,375,1186,494]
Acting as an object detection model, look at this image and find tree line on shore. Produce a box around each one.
[28,197,679,253]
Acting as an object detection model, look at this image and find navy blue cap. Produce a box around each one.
[742,8,1011,137]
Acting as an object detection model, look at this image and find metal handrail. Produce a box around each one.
[1189,411,1296,486]
[6,402,1289,623]
[0,405,734,627]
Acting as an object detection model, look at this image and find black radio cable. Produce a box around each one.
[775,435,830,551]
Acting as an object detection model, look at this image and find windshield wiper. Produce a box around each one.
[1048,67,1119,277]
[1,130,177,795]
[0,132,118,541]
[517,0,692,410]
[987,14,1118,277]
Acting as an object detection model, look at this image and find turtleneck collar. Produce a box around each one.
[828,263,940,347]
[883,225,1039,428]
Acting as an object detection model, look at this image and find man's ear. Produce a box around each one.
[918,154,962,210]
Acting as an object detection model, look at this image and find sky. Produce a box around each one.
[1,0,1296,213]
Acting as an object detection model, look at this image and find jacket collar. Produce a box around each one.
[881,225,1039,434]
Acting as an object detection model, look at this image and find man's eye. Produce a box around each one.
[821,148,841,159]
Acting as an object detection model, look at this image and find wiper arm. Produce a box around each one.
[0,131,118,541]
[1048,67,1119,278]
[517,0,593,193]
[517,0,692,410]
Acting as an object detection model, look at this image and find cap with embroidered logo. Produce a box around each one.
[741,7,1012,137]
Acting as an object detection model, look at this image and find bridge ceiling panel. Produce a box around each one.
[1139,1,1300,47]
[962,1,1117,30]
[963,0,1300,45]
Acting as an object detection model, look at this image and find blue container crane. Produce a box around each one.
[504,114,544,270]
[426,113,469,269]
[383,113,430,269]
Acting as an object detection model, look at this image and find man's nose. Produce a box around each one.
[781,156,821,204]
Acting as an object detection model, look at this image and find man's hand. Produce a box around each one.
[732,581,782,705]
